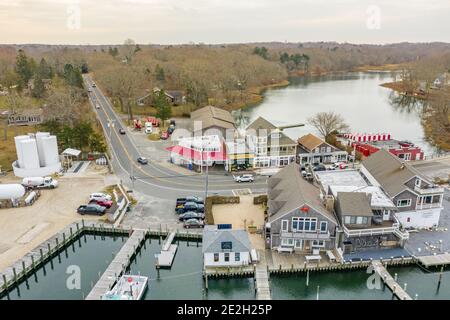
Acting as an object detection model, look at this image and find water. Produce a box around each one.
[1,233,127,300]
[270,270,393,300]
[128,237,255,300]
[237,72,437,155]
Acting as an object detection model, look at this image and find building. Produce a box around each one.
[167,135,228,171]
[334,192,408,253]
[12,132,62,177]
[297,133,347,164]
[266,163,338,252]
[202,225,252,268]
[225,139,254,171]
[7,110,43,126]
[246,117,296,169]
[361,149,444,229]
[190,105,236,138]
[136,88,186,106]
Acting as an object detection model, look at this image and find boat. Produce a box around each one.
[101,275,148,300]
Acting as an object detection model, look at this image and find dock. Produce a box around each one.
[86,229,146,300]
[156,231,178,268]
[372,260,412,300]
[418,253,450,267]
[255,250,271,300]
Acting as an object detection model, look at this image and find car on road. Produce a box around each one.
[95,103,100,109]
[176,196,204,206]
[183,218,205,229]
[176,202,204,214]
[178,211,205,222]
[89,192,112,202]
[89,199,113,208]
[119,128,126,135]
[77,204,106,216]
[234,174,254,183]
[137,156,148,165]
[88,87,92,93]
[91,83,96,87]
[160,131,170,140]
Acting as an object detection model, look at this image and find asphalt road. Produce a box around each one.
[83,75,268,200]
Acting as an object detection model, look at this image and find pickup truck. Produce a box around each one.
[176,196,204,206]
[176,202,204,214]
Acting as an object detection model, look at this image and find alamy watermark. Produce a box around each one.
[66,265,81,290]
[66,0,81,30]
[366,5,381,30]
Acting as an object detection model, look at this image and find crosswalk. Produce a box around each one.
[232,188,252,196]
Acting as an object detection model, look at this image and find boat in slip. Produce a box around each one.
[101,275,149,300]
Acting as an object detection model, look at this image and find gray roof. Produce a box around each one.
[246,117,296,146]
[267,162,337,223]
[336,192,373,217]
[191,105,236,130]
[202,226,252,253]
[361,149,427,197]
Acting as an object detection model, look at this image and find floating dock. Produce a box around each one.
[86,229,146,300]
[372,260,412,300]
[156,231,178,268]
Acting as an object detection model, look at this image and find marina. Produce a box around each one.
[156,231,178,268]
[102,275,148,300]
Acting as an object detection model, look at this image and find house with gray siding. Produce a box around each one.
[266,163,338,253]
[297,133,347,164]
[361,149,444,229]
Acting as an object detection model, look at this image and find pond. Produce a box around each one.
[236,72,438,155]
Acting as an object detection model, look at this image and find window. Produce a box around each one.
[356,217,363,224]
[292,217,317,232]
[282,220,289,232]
[320,221,328,233]
[344,216,351,224]
[312,240,325,247]
[362,217,369,224]
[397,199,412,207]
[326,147,331,153]
[281,238,294,247]
[214,253,219,262]
[415,178,421,188]
[224,252,230,262]
[235,252,240,262]
[350,216,357,224]
[221,241,232,250]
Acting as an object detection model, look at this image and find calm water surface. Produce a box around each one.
[238,72,437,155]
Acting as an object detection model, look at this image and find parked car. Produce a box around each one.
[137,156,148,165]
[178,211,205,222]
[183,218,205,229]
[77,204,106,216]
[234,174,254,183]
[160,131,170,140]
[332,162,349,170]
[119,128,126,135]
[313,164,327,171]
[176,196,204,206]
[89,192,112,202]
[91,83,96,87]
[90,199,113,208]
[176,202,204,214]
[168,125,175,134]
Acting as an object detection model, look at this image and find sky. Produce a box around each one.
[0,0,449,45]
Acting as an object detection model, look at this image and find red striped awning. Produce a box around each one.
[166,145,228,161]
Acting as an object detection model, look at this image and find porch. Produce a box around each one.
[265,248,342,271]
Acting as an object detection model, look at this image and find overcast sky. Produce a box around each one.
[1,0,449,44]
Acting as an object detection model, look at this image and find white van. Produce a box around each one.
[144,122,153,134]
[89,193,112,202]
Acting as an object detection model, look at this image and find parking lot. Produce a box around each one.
[0,168,113,271]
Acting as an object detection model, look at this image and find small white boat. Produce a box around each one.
[101,275,148,300]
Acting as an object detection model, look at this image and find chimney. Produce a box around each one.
[400,162,405,170]
[325,195,335,211]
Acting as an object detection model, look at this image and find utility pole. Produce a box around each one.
[204,153,210,202]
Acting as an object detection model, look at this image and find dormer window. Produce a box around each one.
[415,178,421,188]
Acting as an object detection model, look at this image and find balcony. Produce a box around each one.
[343,222,409,240]
[281,231,330,240]
[414,185,444,195]
[415,203,442,210]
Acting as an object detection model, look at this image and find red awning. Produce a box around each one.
[166,145,228,161]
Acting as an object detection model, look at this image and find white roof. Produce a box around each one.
[315,169,368,191]
[329,185,396,209]
[178,135,222,150]
[62,148,81,157]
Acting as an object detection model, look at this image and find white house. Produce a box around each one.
[202,225,252,268]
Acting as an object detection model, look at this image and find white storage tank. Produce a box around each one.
[0,184,26,200]
[41,135,59,166]
[36,132,50,167]
[20,139,40,169]
[14,135,29,168]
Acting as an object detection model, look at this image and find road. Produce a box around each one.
[83,75,268,200]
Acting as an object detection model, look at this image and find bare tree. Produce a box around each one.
[308,112,350,141]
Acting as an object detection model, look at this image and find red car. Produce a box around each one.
[90,199,113,208]
[160,131,170,140]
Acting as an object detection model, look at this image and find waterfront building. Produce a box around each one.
[245,117,297,169]
[202,225,252,268]
[265,163,338,252]
[190,105,236,138]
[361,149,445,229]
[297,133,348,164]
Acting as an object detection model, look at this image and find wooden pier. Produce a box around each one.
[85,229,146,300]
[372,260,412,300]
[418,253,450,268]
[255,250,271,300]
